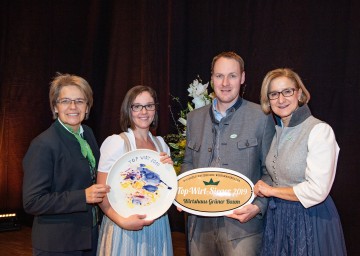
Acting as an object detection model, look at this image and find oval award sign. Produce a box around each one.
[174,168,254,216]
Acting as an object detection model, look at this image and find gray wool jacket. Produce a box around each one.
[182,97,275,240]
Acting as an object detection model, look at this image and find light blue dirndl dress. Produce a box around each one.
[97,214,173,256]
[96,132,174,256]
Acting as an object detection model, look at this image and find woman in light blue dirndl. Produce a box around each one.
[96,86,173,256]
[254,69,347,255]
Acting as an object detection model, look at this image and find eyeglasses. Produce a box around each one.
[130,104,157,112]
[268,88,298,100]
[56,98,87,106]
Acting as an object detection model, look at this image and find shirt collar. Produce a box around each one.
[212,97,243,122]
[57,118,84,136]
[212,98,224,121]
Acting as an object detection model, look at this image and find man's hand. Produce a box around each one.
[226,204,260,223]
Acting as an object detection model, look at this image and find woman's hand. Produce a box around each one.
[255,180,299,202]
[254,180,273,197]
[85,184,111,203]
[119,214,154,231]
[159,152,174,165]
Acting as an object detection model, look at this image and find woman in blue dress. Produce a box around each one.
[254,68,347,255]
[96,85,174,256]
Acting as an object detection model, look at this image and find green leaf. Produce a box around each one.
[168,142,180,150]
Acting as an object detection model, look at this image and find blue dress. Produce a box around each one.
[261,106,347,255]
[262,197,346,256]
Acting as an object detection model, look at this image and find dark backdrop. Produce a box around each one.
[1,1,359,254]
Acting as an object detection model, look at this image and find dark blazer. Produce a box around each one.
[182,98,275,240]
[23,120,100,252]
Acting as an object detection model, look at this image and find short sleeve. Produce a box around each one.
[98,135,127,173]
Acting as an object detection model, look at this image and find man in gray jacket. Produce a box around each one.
[181,52,275,255]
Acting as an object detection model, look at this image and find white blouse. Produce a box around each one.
[293,123,340,208]
[98,129,170,173]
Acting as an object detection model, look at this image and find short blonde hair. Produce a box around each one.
[260,68,310,114]
[49,73,93,119]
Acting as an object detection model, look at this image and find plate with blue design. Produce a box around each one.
[106,149,178,220]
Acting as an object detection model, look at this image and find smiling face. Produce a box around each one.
[131,91,156,131]
[268,76,302,127]
[211,57,245,112]
[54,85,88,131]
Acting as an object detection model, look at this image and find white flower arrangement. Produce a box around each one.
[164,76,214,174]
[178,77,213,127]
[187,78,212,109]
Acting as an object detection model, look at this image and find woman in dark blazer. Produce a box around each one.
[23,73,110,256]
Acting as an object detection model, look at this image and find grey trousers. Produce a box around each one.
[189,217,262,256]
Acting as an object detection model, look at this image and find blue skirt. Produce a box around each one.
[261,196,347,256]
[97,214,173,256]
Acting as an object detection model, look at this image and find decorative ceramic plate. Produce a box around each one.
[106,149,178,220]
[174,167,254,216]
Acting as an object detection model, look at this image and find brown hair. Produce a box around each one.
[119,85,159,132]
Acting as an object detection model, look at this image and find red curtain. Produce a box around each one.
[1,0,359,253]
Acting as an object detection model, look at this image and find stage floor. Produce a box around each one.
[0,225,186,256]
